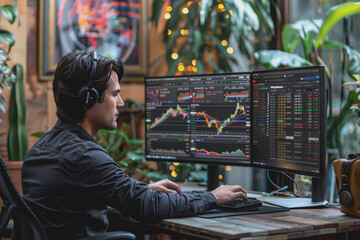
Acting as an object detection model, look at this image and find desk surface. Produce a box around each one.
[108,186,360,240]
[153,204,360,239]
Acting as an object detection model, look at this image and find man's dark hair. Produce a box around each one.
[53,49,124,123]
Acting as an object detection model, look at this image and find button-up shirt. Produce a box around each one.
[22,119,216,240]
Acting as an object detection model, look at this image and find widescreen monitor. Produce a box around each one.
[145,66,327,204]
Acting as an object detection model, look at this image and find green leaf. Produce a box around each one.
[0,30,15,53]
[243,1,260,31]
[150,0,164,28]
[7,64,28,161]
[343,45,360,76]
[127,139,145,146]
[167,57,181,75]
[0,48,9,62]
[126,151,145,161]
[353,74,360,81]
[199,0,213,26]
[30,131,45,138]
[315,2,360,48]
[1,5,20,25]
[281,20,322,53]
[254,50,313,68]
[193,29,201,59]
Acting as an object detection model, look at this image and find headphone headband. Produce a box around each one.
[89,51,98,86]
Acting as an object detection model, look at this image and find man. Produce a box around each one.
[22,50,247,240]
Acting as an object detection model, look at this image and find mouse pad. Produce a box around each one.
[195,205,289,218]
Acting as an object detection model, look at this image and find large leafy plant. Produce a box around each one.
[151,0,277,75]
[0,1,21,124]
[254,2,360,158]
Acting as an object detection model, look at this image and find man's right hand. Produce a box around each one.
[210,185,247,205]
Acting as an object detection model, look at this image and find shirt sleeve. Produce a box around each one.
[75,149,217,223]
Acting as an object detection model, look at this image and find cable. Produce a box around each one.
[266,170,282,190]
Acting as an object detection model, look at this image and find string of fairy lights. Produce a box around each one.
[163,1,234,75]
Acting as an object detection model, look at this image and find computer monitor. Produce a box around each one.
[145,66,327,207]
[251,66,327,208]
[145,73,252,190]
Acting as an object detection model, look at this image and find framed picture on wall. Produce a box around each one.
[39,0,148,82]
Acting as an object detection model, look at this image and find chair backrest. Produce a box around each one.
[0,157,49,240]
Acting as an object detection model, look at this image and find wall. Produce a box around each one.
[0,0,167,160]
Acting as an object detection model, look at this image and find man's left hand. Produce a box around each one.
[148,179,183,194]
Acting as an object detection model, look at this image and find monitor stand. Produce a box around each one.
[206,165,220,191]
[264,177,328,209]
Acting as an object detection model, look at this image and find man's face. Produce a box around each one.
[87,71,124,134]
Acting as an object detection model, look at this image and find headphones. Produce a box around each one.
[339,159,357,208]
[77,51,99,109]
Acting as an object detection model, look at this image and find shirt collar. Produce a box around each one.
[54,119,96,143]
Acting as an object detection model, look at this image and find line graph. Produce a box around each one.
[195,148,246,157]
[193,139,250,160]
[193,103,249,134]
[147,105,189,132]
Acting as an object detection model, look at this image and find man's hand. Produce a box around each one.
[148,179,183,194]
[211,185,247,205]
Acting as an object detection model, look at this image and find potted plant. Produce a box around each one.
[0,1,26,194]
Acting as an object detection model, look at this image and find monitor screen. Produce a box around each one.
[145,66,326,179]
[251,66,326,178]
[145,73,252,166]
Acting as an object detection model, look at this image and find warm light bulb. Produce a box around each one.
[171,171,178,177]
[166,6,173,12]
[218,4,224,9]
[178,64,185,72]
[164,13,171,19]
[192,60,197,66]
[218,174,223,180]
[227,47,234,54]
[169,165,175,171]
[180,29,185,35]
[182,7,189,14]
[171,53,179,59]
[173,162,180,166]
[167,29,172,35]
[221,40,228,46]
[225,166,232,171]
[193,67,198,73]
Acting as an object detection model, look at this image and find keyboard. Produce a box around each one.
[217,197,262,211]
[187,191,262,211]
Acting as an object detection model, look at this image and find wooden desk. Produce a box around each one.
[108,201,360,240]
[152,204,360,239]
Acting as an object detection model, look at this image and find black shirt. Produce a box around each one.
[22,120,217,240]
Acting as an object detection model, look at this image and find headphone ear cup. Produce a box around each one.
[78,85,99,109]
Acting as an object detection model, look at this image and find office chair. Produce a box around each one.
[0,157,136,240]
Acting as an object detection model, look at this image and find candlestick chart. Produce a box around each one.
[193,103,249,135]
[147,105,189,132]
